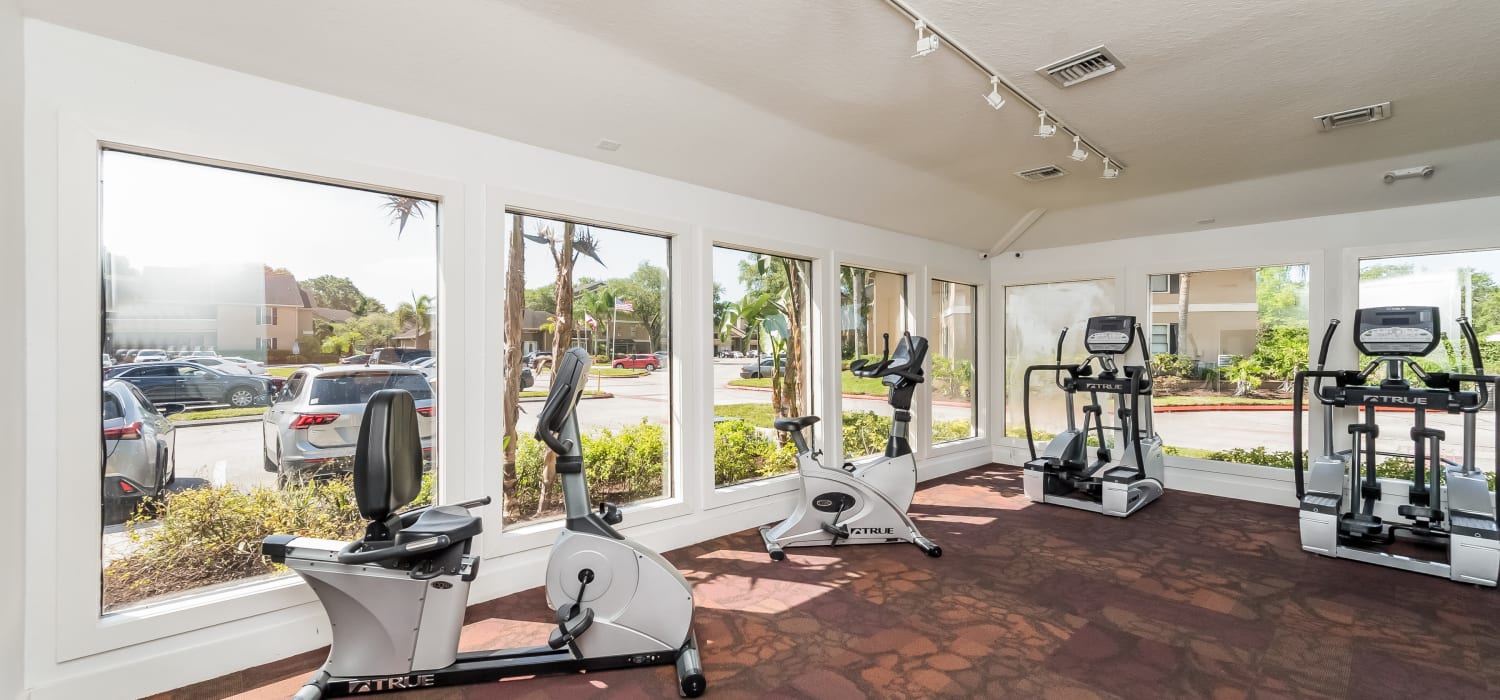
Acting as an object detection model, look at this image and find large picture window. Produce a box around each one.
[712,247,812,487]
[1144,265,1310,465]
[929,280,978,445]
[500,212,672,526]
[1004,279,1116,440]
[100,150,439,612]
[1357,251,1497,480]
[839,266,907,461]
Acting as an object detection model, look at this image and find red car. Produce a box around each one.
[612,354,659,371]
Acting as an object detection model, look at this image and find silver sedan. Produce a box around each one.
[261,365,435,488]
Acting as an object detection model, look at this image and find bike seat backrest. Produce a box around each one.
[353,389,423,521]
[536,347,589,440]
[883,334,928,387]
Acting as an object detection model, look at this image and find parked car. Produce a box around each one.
[177,350,219,359]
[132,349,169,363]
[612,354,659,371]
[369,347,433,365]
[102,353,114,369]
[408,356,436,370]
[182,356,252,374]
[718,350,743,359]
[105,361,275,408]
[525,351,553,369]
[740,355,787,379]
[653,351,669,369]
[338,354,371,365]
[217,356,267,374]
[262,366,435,487]
[102,379,184,524]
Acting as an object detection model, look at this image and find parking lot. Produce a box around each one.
[157,358,974,495]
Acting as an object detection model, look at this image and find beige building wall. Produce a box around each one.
[1149,268,1258,361]
[865,271,906,353]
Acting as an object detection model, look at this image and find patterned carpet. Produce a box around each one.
[165,464,1500,699]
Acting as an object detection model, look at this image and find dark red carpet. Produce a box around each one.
[158,464,1500,699]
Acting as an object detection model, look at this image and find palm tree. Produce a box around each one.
[382,196,431,239]
[393,293,434,339]
[1176,273,1192,359]
[523,222,605,516]
[502,213,527,496]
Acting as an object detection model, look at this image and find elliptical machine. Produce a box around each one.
[1294,306,1499,586]
[262,347,706,698]
[759,332,942,560]
[1021,315,1165,517]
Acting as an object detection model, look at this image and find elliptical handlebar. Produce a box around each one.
[1053,328,1069,389]
[1457,316,1490,412]
[1132,322,1155,385]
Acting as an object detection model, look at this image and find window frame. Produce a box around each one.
[1131,253,1327,481]
[831,251,919,468]
[706,240,820,498]
[486,191,693,558]
[927,277,983,451]
[39,125,469,662]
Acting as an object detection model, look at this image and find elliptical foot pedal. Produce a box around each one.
[1339,513,1384,536]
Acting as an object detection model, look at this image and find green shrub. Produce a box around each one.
[930,356,975,402]
[932,418,974,443]
[1151,354,1198,379]
[104,473,434,610]
[713,419,797,486]
[1168,446,1497,490]
[844,411,975,455]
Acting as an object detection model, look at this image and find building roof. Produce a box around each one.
[264,270,309,307]
[307,307,355,323]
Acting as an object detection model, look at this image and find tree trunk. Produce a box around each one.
[502,214,525,500]
[1176,273,1192,359]
[781,259,807,421]
[537,223,577,516]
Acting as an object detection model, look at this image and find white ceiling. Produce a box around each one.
[23,0,1500,250]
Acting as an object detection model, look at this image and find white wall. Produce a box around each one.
[990,193,1500,503]
[2,2,25,699]
[21,21,990,699]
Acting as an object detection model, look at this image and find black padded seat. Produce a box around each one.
[397,505,483,546]
[354,389,423,520]
[773,415,821,432]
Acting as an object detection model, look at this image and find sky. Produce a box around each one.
[101,150,438,310]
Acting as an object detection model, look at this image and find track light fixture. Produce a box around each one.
[1035,110,1057,138]
[983,76,1006,110]
[912,20,940,57]
[1070,135,1089,162]
[883,2,1120,173]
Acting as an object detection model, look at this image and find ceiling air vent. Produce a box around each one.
[1316,102,1391,131]
[1015,165,1069,182]
[1037,46,1123,88]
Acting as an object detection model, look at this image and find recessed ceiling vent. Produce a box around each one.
[1014,165,1069,182]
[1316,102,1391,131]
[1037,46,1123,88]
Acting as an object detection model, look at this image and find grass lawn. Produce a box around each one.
[730,370,886,396]
[1154,395,1295,407]
[713,403,775,428]
[589,367,649,377]
[170,407,268,422]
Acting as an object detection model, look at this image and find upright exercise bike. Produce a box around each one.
[1022,315,1165,517]
[263,347,706,698]
[1294,306,1499,586]
[759,332,942,560]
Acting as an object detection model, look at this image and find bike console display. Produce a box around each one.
[1083,315,1136,355]
[1352,306,1440,357]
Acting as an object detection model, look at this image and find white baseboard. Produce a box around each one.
[991,442,1301,508]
